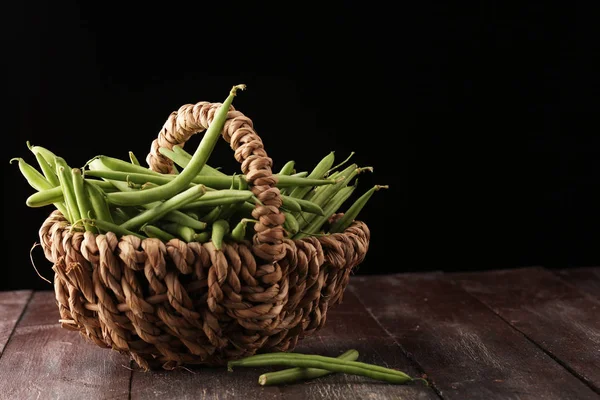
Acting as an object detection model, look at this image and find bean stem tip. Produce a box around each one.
[231,84,247,95]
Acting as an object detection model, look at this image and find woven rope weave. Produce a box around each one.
[39,100,371,370]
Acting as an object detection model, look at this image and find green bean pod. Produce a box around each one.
[277,161,296,195]
[283,212,300,236]
[108,85,244,206]
[281,196,302,213]
[258,349,359,386]
[27,143,58,169]
[278,160,295,176]
[230,218,255,242]
[81,219,146,239]
[161,223,196,242]
[86,179,118,192]
[92,156,162,176]
[56,162,80,223]
[72,168,96,232]
[129,151,141,166]
[326,151,355,176]
[282,196,324,216]
[181,190,254,210]
[12,158,70,217]
[170,145,227,177]
[288,151,335,199]
[11,157,52,191]
[101,178,208,231]
[329,185,388,233]
[211,219,230,250]
[200,206,222,223]
[119,184,207,230]
[192,231,211,243]
[141,225,176,241]
[85,181,114,225]
[294,185,356,239]
[111,208,131,225]
[228,353,414,384]
[33,152,60,187]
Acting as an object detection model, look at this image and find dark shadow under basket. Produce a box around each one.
[38,99,371,370]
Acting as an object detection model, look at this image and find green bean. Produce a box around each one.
[101,178,208,231]
[27,143,58,169]
[120,185,207,230]
[32,152,60,187]
[258,349,359,386]
[141,225,175,241]
[193,231,211,243]
[81,219,146,239]
[283,212,299,236]
[227,353,413,384]
[282,196,324,216]
[211,219,230,250]
[87,166,333,190]
[12,158,70,217]
[288,151,335,199]
[182,190,253,210]
[11,158,52,191]
[326,151,355,176]
[230,218,256,242]
[107,85,245,206]
[291,171,308,178]
[295,163,358,229]
[200,206,222,223]
[129,151,141,166]
[56,160,81,223]
[294,185,356,239]
[85,181,114,224]
[278,161,295,196]
[186,212,199,220]
[72,168,96,232]
[278,160,295,176]
[92,156,162,176]
[111,208,130,225]
[281,196,302,212]
[25,186,63,207]
[161,223,196,242]
[170,145,227,176]
[330,185,388,233]
[86,179,118,192]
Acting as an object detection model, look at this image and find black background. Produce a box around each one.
[6,2,599,290]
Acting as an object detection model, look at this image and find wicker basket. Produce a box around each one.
[38,100,370,370]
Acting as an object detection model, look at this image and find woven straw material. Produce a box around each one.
[39,99,371,370]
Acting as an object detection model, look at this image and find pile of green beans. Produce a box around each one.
[12,84,387,248]
[228,350,426,386]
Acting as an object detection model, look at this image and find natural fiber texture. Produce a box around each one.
[40,101,371,370]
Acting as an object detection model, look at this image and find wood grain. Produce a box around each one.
[554,267,600,300]
[0,290,32,356]
[349,272,600,400]
[0,292,131,400]
[454,267,600,395]
[130,286,437,400]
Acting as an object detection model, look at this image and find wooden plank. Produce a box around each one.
[0,290,32,356]
[0,292,131,400]
[131,285,438,400]
[453,267,600,394]
[349,273,600,400]
[554,267,600,300]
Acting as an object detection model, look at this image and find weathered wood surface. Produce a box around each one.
[454,267,600,395]
[0,292,131,400]
[1,268,599,400]
[349,272,600,400]
[0,290,31,355]
[555,267,600,299]
[130,288,437,400]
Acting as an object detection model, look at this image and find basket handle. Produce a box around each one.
[146,100,286,263]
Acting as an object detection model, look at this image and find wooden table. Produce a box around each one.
[1,267,598,400]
